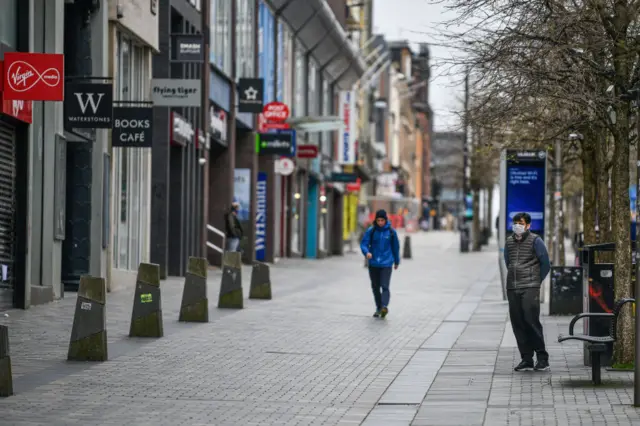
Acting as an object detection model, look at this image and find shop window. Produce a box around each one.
[236,0,254,78]
[112,32,152,271]
[210,0,232,75]
[0,0,17,48]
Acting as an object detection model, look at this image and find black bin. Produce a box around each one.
[549,266,583,316]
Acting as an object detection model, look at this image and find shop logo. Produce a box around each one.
[172,34,204,62]
[112,107,153,148]
[7,63,60,92]
[2,53,65,101]
[171,112,194,146]
[238,78,264,113]
[151,79,201,107]
[263,101,289,122]
[64,83,113,129]
[257,131,294,156]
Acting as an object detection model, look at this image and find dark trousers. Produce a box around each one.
[369,267,392,310]
[507,287,548,363]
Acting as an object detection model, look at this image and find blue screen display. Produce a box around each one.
[506,164,546,236]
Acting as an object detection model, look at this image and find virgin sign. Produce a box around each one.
[263,101,289,122]
[2,53,64,101]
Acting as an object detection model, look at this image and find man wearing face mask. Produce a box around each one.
[504,212,551,371]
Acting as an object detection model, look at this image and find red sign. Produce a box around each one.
[258,112,266,132]
[2,96,33,123]
[297,144,319,159]
[263,122,290,130]
[263,101,290,122]
[2,53,64,101]
[346,178,362,192]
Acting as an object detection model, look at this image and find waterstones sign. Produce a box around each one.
[255,172,267,261]
[151,79,201,107]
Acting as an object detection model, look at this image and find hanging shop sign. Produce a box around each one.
[296,144,318,159]
[172,34,204,62]
[1,94,32,123]
[238,78,264,113]
[2,53,64,101]
[64,83,114,129]
[330,172,358,183]
[263,101,289,122]
[209,105,227,143]
[256,131,294,156]
[112,107,153,148]
[346,178,362,192]
[170,112,194,146]
[151,79,200,107]
[255,172,267,261]
[195,129,209,150]
[274,157,295,175]
[338,90,356,165]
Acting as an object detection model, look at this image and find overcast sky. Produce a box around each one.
[373,0,464,132]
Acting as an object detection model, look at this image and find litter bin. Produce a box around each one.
[580,243,622,367]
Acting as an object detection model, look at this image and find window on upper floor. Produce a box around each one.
[0,0,18,48]
[210,0,232,76]
[236,0,255,78]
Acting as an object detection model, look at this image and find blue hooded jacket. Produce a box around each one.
[360,222,400,268]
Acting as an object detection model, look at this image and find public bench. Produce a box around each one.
[558,297,635,385]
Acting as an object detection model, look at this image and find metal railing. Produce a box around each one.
[206,224,225,254]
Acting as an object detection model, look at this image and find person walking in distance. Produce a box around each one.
[360,209,400,318]
[505,212,551,371]
[224,202,243,252]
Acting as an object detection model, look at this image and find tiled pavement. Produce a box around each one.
[0,232,639,425]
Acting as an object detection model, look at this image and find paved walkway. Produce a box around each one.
[0,232,638,425]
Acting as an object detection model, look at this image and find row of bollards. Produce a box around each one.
[0,251,273,397]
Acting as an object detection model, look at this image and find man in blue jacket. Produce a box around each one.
[361,209,400,318]
[504,212,551,371]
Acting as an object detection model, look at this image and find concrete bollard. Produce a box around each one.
[218,252,243,309]
[249,262,272,300]
[402,235,412,259]
[68,276,108,362]
[0,325,13,397]
[179,257,209,322]
[129,263,163,338]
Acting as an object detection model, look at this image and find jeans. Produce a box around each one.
[369,266,392,311]
[226,237,240,252]
[507,287,548,363]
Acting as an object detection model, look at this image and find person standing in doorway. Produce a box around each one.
[505,212,551,371]
[360,209,400,318]
[224,202,243,252]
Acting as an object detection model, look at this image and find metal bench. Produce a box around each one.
[558,297,635,385]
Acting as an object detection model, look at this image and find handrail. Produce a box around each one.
[206,224,225,254]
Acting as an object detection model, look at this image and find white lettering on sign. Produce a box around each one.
[255,178,267,252]
[338,91,355,165]
[80,302,92,311]
[116,117,151,143]
[12,100,24,116]
[173,114,194,141]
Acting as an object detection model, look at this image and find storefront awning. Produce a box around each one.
[287,115,342,132]
[267,0,366,89]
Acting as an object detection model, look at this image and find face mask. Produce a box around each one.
[512,224,526,235]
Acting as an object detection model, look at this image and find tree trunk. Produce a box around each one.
[472,188,481,251]
[582,138,597,247]
[611,109,634,365]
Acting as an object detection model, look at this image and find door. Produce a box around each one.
[306,178,318,258]
[0,121,16,310]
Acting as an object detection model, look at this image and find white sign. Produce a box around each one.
[338,90,356,165]
[151,79,201,107]
[210,106,227,142]
[274,157,295,175]
[172,113,194,145]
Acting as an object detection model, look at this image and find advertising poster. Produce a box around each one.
[256,172,267,260]
[505,150,546,237]
[234,169,251,221]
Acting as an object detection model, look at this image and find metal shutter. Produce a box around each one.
[0,120,16,297]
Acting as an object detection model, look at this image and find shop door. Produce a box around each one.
[0,121,16,310]
[306,178,318,258]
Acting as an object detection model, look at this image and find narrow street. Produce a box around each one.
[0,232,638,425]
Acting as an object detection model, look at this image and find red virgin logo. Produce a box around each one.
[2,53,65,101]
[7,62,61,92]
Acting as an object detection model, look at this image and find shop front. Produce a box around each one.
[110,28,154,283]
